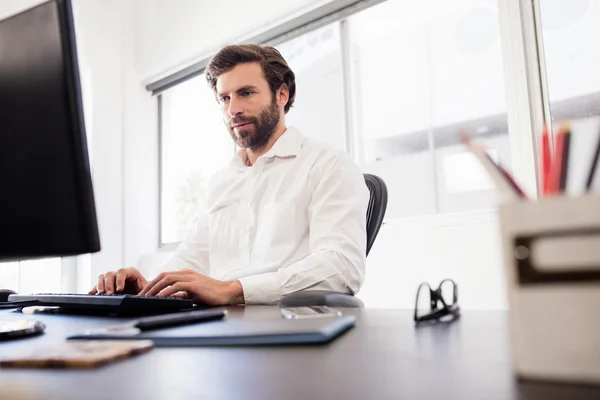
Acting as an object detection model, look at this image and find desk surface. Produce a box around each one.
[0,307,599,400]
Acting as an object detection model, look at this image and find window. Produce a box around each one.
[349,0,510,218]
[276,23,346,151]
[0,262,18,290]
[0,258,62,293]
[538,0,600,193]
[160,76,233,245]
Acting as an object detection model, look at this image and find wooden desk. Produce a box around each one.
[0,307,598,400]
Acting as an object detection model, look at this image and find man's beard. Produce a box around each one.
[227,97,280,151]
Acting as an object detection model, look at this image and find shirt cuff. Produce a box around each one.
[238,272,282,305]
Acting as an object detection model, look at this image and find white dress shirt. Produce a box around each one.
[160,126,369,304]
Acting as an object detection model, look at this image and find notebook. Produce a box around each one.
[67,315,356,346]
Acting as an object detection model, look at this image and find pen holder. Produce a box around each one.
[499,193,600,385]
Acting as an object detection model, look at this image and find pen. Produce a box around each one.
[559,129,571,193]
[460,134,527,199]
[585,126,600,191]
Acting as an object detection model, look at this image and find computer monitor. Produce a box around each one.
[0,0,100,262]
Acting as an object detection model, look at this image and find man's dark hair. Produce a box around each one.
[205,44,296,114]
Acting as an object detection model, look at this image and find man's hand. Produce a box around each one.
[89,267,148,295]
[138,269,244,306]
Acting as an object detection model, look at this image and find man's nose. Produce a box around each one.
[228,98,243,119]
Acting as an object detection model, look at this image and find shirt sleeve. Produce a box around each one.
[156,208,210,276]
[238,151,369,304]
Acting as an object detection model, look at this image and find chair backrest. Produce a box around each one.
[364,174,388,256]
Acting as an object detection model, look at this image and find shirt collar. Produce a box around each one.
[262,126,303,159]
[231,126,303,167]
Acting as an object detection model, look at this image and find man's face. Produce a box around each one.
[216,62,281,150]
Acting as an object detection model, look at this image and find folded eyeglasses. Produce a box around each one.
[414,279,460,325]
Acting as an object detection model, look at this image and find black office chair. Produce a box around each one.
[279,174,388,308]
[364,173,388,256]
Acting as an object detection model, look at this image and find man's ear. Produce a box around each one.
[277,83,289,108]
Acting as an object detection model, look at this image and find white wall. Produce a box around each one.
[361,211,507,309]
[135,0,329,81]
[72,0,127,286]
[123,2,160,271]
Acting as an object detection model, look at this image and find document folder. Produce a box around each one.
[68,315,356,346]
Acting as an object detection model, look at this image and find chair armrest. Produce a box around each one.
[278,290,364,308]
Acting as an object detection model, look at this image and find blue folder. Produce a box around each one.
[67,315,356,346]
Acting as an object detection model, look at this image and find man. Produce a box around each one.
[91,44,369,305]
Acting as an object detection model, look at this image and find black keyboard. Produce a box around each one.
[8,293,196,316]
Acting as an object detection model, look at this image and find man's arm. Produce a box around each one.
[238,151,369,304]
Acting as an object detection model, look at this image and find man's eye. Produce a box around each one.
[219,96,230,103]
[241,90,254,97]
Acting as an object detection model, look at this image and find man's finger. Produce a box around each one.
[146,275,181,296]
[169,291,189,299]
[88,286,98,295]
[115,268,128,292]
[139,272,168,296]
[157,282,186,298]
[143,275,178,297]
[143,275,185,297]
[96,274,105,294]
[104,272,116,295]
[139,276,159,296]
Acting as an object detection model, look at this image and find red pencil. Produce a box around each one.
[548,128,566,195]
[541,124,551,196]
